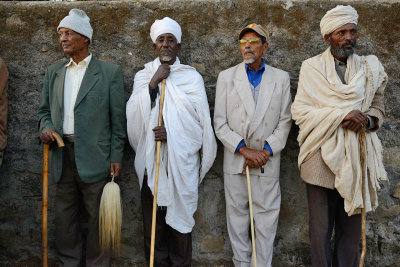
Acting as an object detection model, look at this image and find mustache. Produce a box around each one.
[244,49,255,55]
[341,40,356,48]
[160,48,172,53]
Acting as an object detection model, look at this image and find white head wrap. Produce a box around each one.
[57,9,93,42]
[320,5,358,37]
[150,17,182,43]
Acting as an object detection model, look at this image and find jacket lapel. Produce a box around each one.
[249,65,276,135]
[74,58,100,109]
[235,62,256,118]
[54,63,67,110]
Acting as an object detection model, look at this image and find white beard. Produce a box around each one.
[244,58,256,64]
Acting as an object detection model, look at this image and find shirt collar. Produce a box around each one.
[245,59,265,73]
[334,57,346,67]
[66,54,92,67]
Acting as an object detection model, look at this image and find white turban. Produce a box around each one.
[150,17,182,43]
[320,5,358,37]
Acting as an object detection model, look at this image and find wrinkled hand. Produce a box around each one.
[153,126,167,142]
[40,129,55,144]
[239,146,270,169]
[149,64,170,89]
[342,110,368,132]
[110,163,122,178]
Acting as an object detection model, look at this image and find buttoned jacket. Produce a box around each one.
[38,57,126,183]
[214,62,292,177]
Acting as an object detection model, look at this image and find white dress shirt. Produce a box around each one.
[63,54,92,134]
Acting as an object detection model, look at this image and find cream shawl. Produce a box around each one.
[126,57,217,233]
[292,48,388,215]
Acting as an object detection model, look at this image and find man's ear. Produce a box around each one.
[177,43,181,51]
[263,42,269,54]
[323,34,331,45]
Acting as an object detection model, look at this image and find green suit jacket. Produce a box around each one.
[38,57,126,183]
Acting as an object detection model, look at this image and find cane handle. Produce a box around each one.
[50,131,65,147]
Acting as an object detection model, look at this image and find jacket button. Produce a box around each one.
[271,106,274,110]
[241,120,244,123]
[265,122,268,126]
[235,104,239,108]
[256,138,260,142]
[59,127,62,130]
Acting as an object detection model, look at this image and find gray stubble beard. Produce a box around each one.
[244,58,256,64]
[161,56,172,62]
[331,41,356,59]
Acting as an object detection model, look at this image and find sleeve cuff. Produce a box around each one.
[366,115,376,130]
[235,139,245,153]
[264,143,273,156]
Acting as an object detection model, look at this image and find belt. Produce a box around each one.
[63,134,75,143]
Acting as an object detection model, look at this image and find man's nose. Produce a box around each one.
[344,31,353,41]
[60,34,67,42]
[162,39,169,47]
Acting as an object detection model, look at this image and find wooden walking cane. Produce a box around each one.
[42,131,64,267]
[246,166,257,267]
[359,129,367,267]
[149,79,166,267]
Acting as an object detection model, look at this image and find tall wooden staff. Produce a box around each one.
[149,79,166,267]
[42,131,64,267]
[246,166,257,267]
[359,129,367,267]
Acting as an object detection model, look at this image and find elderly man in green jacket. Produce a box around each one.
[38,9,126,266]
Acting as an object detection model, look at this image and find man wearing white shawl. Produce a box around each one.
[291,5,387,266]
[126,17,217,266]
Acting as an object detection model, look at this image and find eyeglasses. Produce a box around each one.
[239,38,261,46]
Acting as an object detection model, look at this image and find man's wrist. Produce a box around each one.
[238,145,247,155]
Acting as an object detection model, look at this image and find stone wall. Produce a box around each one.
[0,1,399,266]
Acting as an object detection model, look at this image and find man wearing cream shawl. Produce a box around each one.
[291,5,388,266]
[126,17,217,266]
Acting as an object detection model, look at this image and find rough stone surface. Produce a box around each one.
[0,1,399,266]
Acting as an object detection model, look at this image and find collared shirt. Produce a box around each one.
[63,54,92,134]
[245,59,265,103]
[334,58,347,84]
[235,59,273,156]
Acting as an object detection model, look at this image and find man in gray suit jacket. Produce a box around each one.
[38,9,126,266]
[214,24,292,267]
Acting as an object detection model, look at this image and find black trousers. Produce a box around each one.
[55,142,109,267]
[307,183,361,267]
[141,176,192,267]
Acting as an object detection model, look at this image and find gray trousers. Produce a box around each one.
[307,183,361,267]
[224,173,281,267]
[55,142,109,267]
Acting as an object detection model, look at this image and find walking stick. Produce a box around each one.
[150,79,166,267]
[42,131,64,267]
[359,129,367,267]
[246,166,257,267]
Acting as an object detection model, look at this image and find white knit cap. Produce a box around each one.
[320,5,358,37]
[150,17,182,43]
[57,9,93,42]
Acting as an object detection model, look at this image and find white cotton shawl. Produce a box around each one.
[126,57,217,233]
[292,48,388,215]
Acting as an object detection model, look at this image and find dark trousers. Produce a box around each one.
[141,176,192,267]
[55,142,109,267]
[307,184,361,267]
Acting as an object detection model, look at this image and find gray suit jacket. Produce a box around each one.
[214,62,292,177]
